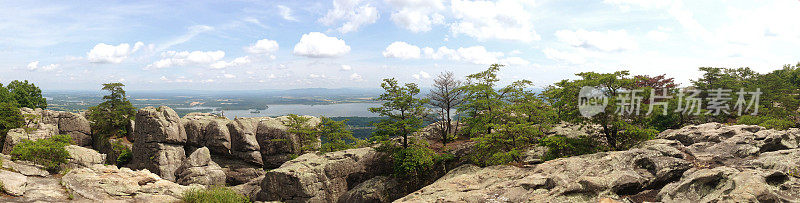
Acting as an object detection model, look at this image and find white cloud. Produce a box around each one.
[309,73,327,78]
[350,72,363,81]
[268,74,277,79]
[87,42,144,63]
[412,70,431,80]
[223,74,236,79]
[277,5,298,21]
[387,0,445,32]
[246,39,279,58]
[210,56,251,69]
[319,0,379,33]
[542,48,586,64]
[293,32,351,58]
[499,57,530,65]
[450,0,540,42]
[157,25,214,51]
[647,30,669,42]
[383,41,421,59]
[145,50,225,69]
[26,61,60,72]
[341,65,352,71]
[555,29,638,52]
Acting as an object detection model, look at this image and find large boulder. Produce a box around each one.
[256,116,321,169]
[56,111,93,147]
[2,124,58,154]
[62,164,201,202]
[130,106,187,181]
[175,147,226,186]
[64,145,106,168]
[204,119,233,155]
[256,147,388,202]
[133,106,186,144]
[212,156,266,186]
[0,170,28,196]
[228,118,262,165]
[337,176,402,203]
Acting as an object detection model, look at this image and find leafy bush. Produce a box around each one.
[0,102,24,149]
[760,118,795,130]
[11,134,72,171]
[539,135,601,161]
[115,145,132,166]
[737,115,795,130]
[181,186,250,203]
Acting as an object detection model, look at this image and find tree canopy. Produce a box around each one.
[88,83,136,138]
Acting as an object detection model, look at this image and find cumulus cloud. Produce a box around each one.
[26,61,60,72]
[145,50,225,69]
[277,5,298,21]
[87,42,144,63]
[555,29,638,52]
[350,72,363,81]
[383,41,421,59]
[293,32,351,58]
[422,45,506,64]
[341,65,352,71]
[542,48,586,64]
[309,73,327,78]
[412,71,431,80]
[210,56,251,69]
[246,39,279,58]
[450,0,540,42]
[319,0,379,33]
[387,0,445,32]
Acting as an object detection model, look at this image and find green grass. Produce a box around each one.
[181,187,250,203]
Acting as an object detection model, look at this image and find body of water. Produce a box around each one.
[176,103,382,118]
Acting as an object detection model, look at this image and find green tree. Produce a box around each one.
[369,78,428,149]
[6,80,47,109]
[457,64,505,137]
[0,102,24,148]
[88,83,136,138]
[543,71,654,150]
[283,114,319,153]
[318,116,361,153]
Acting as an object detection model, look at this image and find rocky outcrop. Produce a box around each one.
[256,116,321,169]
[337,176,402,203]
[228,117,263,165]
[56,111,93,146]
[0,170,29,196]
[129,106,187,182]
[256,147,389,202]
[397,124,800,202]
[62,164,201,202]
[65,145,106,168]
[175,147,226,186]
[16,108,93,147]
[2,124,58,154]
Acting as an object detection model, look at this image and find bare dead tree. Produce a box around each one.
[428,71,465,144]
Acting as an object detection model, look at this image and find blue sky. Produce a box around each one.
[1,0,799,90]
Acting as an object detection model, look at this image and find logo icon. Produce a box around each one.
[578,86,608,118]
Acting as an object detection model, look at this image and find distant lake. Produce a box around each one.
[175,103,382,118]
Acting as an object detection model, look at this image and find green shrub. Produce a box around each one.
[760,118,795,130]
[11,134,72,171]
[181,186,250,203]
[736,115,765,125]
[539,135,601,161]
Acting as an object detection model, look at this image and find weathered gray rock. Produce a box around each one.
[56,111,92,147]
[0,170,28,196]
[175,147,226,186]
[231,175,264,201]
[6,160,49,177]
[2,124,58,154]
[228,118,262,165]
[256,116,320,169]
[62,164,201,201]
[257,147,388,202]
[20,176,69,201]
[212,156,266,186]
[204,119,233,155]
[130,106,188,182]
[65,145,106,168]
[337,176,402,203]
[130,142,185,182]
[133,106,187,144]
